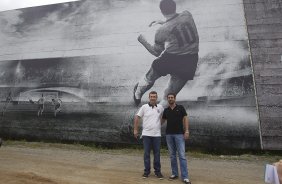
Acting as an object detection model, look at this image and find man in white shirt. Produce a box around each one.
[133,91,164,179]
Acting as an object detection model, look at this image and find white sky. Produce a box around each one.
[0,0,80,12]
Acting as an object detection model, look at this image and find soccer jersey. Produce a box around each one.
[155,11,199,55]
[53,99,62,108]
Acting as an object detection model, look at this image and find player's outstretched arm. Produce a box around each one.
[138,34,162,57]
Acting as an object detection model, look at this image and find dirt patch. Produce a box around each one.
[0,170,61,184]
[0,142,271,184]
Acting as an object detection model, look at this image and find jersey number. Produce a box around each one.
[171,23,196,47]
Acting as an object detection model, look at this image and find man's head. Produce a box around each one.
[167,93,176,105]
[149,91,158,105]
[159,0,176,16]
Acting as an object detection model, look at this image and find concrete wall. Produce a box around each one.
[0,0,266,149]
[243,0,282,150]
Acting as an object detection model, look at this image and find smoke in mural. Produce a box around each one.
[0,0,260,148]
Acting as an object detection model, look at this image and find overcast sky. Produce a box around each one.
[0,0,79,12]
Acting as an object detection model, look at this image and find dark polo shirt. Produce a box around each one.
[162,104,187,134]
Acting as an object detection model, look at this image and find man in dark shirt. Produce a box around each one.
[162,93,191,184]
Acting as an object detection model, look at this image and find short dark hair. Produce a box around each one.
[167,93,176,98]
[149,91,158,96]
[159,0,176,15]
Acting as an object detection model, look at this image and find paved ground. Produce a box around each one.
[0,141,276,184]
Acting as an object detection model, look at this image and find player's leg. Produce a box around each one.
[1,108,4,116]
[2,103,6,116]
[160,75,188,106]
[41,106,44,115]
[57,104,61,112]
[134,67,161,106]
[53,106,56,117]
[38,105,42,116]
[2,102,8,116]
[54,105,60,117]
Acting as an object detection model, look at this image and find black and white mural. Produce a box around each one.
[0,0,261,149]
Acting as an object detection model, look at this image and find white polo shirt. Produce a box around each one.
[136,103,164,137]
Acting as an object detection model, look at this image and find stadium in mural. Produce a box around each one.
[0,0,261,149]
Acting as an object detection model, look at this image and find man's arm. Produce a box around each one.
[138,34,164,57]
[161,118,166,125]
[133,115,141,139]
[161,109,167,125]
[183,116,189,140]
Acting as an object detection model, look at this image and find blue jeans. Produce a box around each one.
[142,136,161,175]
[166,134,189,179]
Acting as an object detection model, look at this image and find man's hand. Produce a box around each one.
[149,20,165,27]
[184,132,189,140]
[134,129,139,139]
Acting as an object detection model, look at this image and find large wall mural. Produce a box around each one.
[0,0,261,149]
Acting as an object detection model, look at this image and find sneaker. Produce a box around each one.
[155,172,164,180]
[133,83,141,106]
[169,175,178,180]
[142,173,149,178]
[183,178,191,184]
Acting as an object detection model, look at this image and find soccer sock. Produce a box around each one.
[135,78,150,99]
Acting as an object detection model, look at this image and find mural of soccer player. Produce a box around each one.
[1,92,12,117]
[51,98,62,117]
[37,94,45,117]
[133,0,199,106]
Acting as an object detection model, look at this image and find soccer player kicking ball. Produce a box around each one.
[134,0,199,107]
